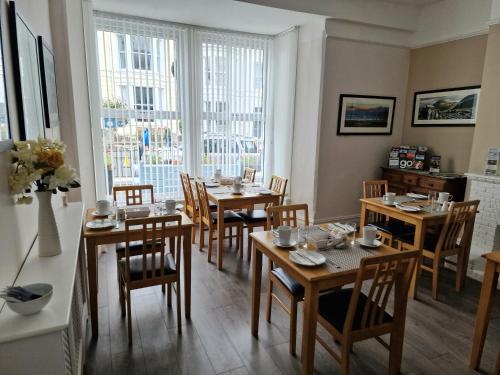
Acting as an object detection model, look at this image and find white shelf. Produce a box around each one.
[0,203,84,344]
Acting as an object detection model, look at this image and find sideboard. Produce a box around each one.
[381,167,467,201]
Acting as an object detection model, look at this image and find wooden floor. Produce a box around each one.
[84,232,500,375]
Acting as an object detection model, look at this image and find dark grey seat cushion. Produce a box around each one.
[119,252,176,281]
[210,211,244,223]
[116,241,163,254]
[370,219,414,237]
[239,209,267,223]
[319,288,393,332]
[271,267,304,298]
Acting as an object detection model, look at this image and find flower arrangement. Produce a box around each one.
[8,138,80,204]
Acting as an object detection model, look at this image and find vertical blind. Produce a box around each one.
[94,12,272,200]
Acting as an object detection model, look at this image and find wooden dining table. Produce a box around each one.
[83,208,193,337]
[250,230,400,375]
[197,182,281,270]
[470,251,500,372]
[359,196,449,298]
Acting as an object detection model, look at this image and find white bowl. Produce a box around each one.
[6,283,53,316]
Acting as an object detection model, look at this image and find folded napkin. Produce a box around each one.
[395,204,420,212]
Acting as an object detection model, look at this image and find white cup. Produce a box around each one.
[96,199,110,214]
[277,225,292,245]
[438,192,453,204]
[214,169,222,181]
[363,226,380,245]
[165,199,176,214]
[233,182,242,194]
[382,192,396,205]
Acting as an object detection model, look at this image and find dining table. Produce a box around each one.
[250,230,400,375]
[83,207,193,338]
[359,196,450,298]
[194,180,281,270]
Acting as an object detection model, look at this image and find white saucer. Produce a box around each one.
[396,204,421,212]
[86,219,117,230]
[289,250,326,266]
[356,238,382,248]
[92,210,113,217]
[273,239,297,248]
[205,182,220,188]
[406,193,427,199]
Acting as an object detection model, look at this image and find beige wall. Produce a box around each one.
[314,38,410,221]
[469,24,500,173]
[402,35,487,173]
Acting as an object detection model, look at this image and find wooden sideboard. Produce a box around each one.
[381,167,467,201]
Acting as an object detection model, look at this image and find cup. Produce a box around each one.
[277,225,292,245]
[116,207,126,221]
[214,169,222,181]
[165,199,176,214]
[438,192,453,204]
[363,226,380,245]
[234,176,242,184]
[382,192,396,205]
[233,182,242,194]
[96,199,110,214]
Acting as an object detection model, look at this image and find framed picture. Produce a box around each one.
[0,4,11,142]
[38,36,60,128]
[337,94,396,135]
[412,86,480,127]
[8,1,44,140]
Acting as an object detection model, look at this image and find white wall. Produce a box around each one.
[314,37,410,221]
[289,21,325,217]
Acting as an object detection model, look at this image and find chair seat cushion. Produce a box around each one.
[370,219,414,238]
[239,209,267,223]
[210,210,244,224]
[398,232,439,252]
[119,252,176,281]
[116,241,162,254]
[319,288,393,332]
[196,202,217,211]
[271,267,304,298]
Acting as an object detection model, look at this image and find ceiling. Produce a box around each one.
[93,0,324,35]
[375,0,442,4]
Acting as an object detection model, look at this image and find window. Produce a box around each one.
[134,87,154,110]
[117,34,126,69]
[131,36,152,70]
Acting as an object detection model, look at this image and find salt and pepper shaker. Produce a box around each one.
[441,200,449,212]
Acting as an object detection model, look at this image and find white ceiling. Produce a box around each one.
[374,0,442,5]
[93,0,324,35]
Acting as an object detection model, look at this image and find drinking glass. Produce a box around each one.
[428,191,439,212]
[297,225,307,249]
[345,222,357,246]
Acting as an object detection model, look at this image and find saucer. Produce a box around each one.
[273,239,297,248]
[86,219,118,230]
[205,182,220,188]
[289,250,326,266]
[356,238,382,248]
[395,204,421,212]
[92,210,113,217]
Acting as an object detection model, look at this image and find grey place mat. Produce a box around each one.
[319,243,380,273]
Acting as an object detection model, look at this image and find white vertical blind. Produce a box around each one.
[94,13,273,199]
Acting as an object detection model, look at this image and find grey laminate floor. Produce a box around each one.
[84,232,500,375]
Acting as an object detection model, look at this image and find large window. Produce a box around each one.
[94,13,271,200]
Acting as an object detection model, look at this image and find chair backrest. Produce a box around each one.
[113,184,155,206]
[435,200,480,253]
[180,172,196,213]
[243,167,256,182]
[124,215,182,285]
[363,180,389,199]
[266,204,309,229]
[195,181,212,225]
[268,175,288,206]
[344,249,420,335]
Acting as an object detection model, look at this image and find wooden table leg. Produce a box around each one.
[409,221,425,299]
[183,227,192,319]
[359,201,368,229]
[217,202,225,270]
[85,237,99,337]
[301,283,320,375]
[251,244,263,337]
[470,260,498,369]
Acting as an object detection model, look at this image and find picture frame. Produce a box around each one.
[0,4,10,142]
[337,94,396,135]
[8,1,44,140]
[411,86,480,127]
[37,36,60,128]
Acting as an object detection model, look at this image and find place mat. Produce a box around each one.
[319,243,380,272]
[206,187,231,194]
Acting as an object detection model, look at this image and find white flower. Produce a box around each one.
[48,165,77,189]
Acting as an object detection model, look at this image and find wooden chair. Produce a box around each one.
[243,167,256,182]
[316,249,421,375]
[240,175,288,261]
[195,181,244,262]
[112,184,155,206]
[180,172,217,244]
[118,215,183,345]
[362,180,413,247]
[400,200,479,300]
[265,203,308,355]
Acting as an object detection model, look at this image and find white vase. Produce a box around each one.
[36,191,62,257]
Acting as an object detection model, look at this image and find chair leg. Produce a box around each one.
[238,225,243,258]
[119,276,125,317]
[126,289,132,345]
[340,340,351,375]
[167,284,172,307]
[116,254,121,287]
[229,226,233,247]
[176,281,182,334]
[432,257,440,300]
[456,252,465,292]
[199,221,205,251]
[289,296,299,355]
[191,211,197,244]
[247,226,253,262]
[161,284,166,294]
[207,229,214,263]
[266,279,273,323]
